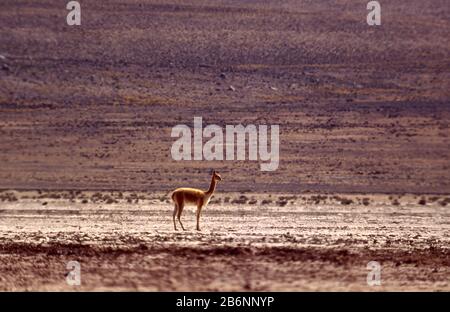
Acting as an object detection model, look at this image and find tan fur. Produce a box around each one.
[171,171,222,231]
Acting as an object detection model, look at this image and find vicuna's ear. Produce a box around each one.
[210,169,215,175]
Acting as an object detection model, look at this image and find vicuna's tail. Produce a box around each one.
[169,190,175,202]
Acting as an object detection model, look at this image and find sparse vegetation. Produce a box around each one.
[439,198,450,207]
[310,195,327,204]
[232,195,248,205]
[209,197,222,205]
[0,192,18,202]
[276,199,288,207]
[333,196,353,205]
[340,198,353,205]
[428,196,440,202]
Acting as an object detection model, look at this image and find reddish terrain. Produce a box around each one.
[0,1,449,291]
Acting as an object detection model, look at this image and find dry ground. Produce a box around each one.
[0,191,448,291]
[0,0,449,193]
[0,0,449,292]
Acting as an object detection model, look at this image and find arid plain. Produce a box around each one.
[0,0,449,291]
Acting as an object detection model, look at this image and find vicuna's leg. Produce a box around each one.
[177,202,186,231]
[173,203,178,231]
[196,204,203,231]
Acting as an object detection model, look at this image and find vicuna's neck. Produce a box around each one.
[206,175,217,196]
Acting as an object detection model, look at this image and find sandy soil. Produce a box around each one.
[0,0,449,292]
[0,191,448,291]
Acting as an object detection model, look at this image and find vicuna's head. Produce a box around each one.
[212,170,222,182]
